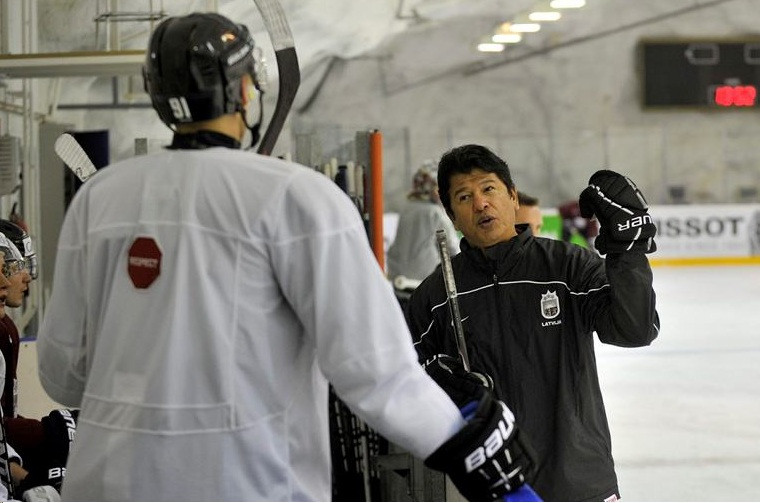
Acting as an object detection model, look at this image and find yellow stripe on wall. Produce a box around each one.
[650,256,760,267]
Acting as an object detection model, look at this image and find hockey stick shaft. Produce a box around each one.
[436,238,543,502]
[0,413,15,499]
[253,0,300,156]
[436,229,470,371]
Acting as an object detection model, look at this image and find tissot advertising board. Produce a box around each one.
[649,204,760,258]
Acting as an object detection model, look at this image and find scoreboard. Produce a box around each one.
[640,39,760,108]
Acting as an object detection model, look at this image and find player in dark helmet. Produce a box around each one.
[0,220,37,280]
[143,12,267,149]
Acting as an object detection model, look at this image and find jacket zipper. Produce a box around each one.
[493,271,519,411]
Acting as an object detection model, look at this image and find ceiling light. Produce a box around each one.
[509,23,541,33]
[492,33,522,43]
[550,0,586,8]
[477,42,505,53]
[529,11,561,21]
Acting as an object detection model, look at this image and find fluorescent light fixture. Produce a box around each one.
[529,11,561,21]
[477,42,505,52]
[550,0,586,8]
[510,23,541,33]
[492,33,522,43]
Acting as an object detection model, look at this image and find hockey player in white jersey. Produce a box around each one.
[37,12,535,501]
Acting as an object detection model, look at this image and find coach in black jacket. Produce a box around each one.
[406,144,660,501]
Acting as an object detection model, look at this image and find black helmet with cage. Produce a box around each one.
[0,220,37,279]
[142,12,266,145]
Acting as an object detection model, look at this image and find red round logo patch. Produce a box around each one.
[128,237,162,289]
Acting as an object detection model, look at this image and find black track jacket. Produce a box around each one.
[406,228,660,501]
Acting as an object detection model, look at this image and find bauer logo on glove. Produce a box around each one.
[424,392,538,501]
[579,169,657,254]
[464,401,516,472]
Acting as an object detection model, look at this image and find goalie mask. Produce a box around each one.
[143,12,267,148]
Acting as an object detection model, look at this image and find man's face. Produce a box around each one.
[447,168,519,250]
[4,260,31,308]
[515,204,543,236]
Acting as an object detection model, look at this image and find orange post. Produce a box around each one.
[369,130,384,271]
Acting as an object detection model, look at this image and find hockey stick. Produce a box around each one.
[252,0,300,156]
[435,229,471,371]
[436,229,543,503]
[0,415,14,499]
[54,133,97,182]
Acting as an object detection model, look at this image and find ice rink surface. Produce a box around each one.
[596,265,760,501]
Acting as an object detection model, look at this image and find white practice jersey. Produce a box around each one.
[37,148,463,501]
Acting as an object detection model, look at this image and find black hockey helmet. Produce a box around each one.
[0,220,37,279]
[143,12,266,130]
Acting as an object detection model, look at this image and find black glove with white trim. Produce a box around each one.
[424,356,537,501]
[425,355,494,405]
[579,169,657,254]
[16,408,79,498]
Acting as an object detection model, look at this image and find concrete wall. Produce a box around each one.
[291,0,760,210]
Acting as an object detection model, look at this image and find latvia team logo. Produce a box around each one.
[128,236,162,289]
[540,290,560,319]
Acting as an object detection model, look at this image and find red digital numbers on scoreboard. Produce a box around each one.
[714,85,757,107]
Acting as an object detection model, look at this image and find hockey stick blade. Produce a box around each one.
[253,0,300,156]
[54,133,97,182]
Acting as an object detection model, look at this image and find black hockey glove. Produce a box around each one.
[579,169,657,254]
[17,408,79,496]
[425,354,493,407]
[424,388,537,501]
[40,409,78,466]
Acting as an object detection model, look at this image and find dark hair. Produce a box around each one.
[437,144,515,214]
[517,191,539,207]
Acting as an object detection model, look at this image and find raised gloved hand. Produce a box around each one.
[579,169,657,254]
[424,355,538,501]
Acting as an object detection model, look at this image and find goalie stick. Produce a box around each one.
[53,133,97,182]
[252,0,300,156]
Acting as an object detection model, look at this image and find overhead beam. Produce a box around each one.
[0,50,145,78]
